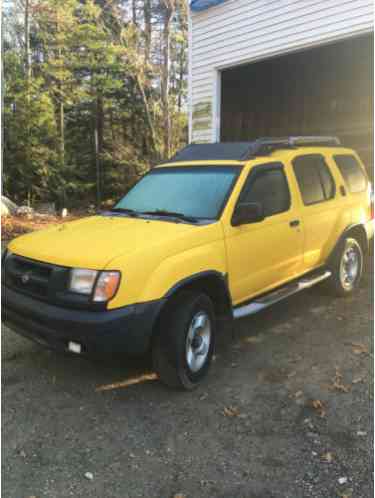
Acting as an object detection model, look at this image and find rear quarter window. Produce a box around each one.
[292,155,335,206]
[333,154,367,193]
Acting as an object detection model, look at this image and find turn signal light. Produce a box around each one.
[93,271,121,302]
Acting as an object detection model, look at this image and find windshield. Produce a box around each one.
[113,166,240,219]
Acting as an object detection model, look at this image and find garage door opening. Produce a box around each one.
[220,34,373,177]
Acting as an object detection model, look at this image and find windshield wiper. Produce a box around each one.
[140,209,198,224]
[109,207,139,217]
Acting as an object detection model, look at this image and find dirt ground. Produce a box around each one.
[2,255,373,498]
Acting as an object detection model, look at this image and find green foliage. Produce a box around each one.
[4,51,59,204]
[3,0,188,208]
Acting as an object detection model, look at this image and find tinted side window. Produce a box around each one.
[241,165,290,217]
[319,162,335,199]
[293,155,335,205]
[334,155,367,193]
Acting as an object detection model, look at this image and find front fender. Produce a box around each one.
[106,221,227,309]
[137,239,228,303]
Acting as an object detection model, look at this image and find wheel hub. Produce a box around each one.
[185,311,211,372]
[340,242,360,290]
[191,334,203,350]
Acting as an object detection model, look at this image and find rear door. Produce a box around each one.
[224,161,304,305]
[291,153,344,270]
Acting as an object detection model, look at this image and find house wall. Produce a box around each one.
[189,0,374,143]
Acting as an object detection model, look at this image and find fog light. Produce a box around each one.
[68,341,82,354]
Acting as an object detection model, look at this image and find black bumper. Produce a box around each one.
[2,285,165,355]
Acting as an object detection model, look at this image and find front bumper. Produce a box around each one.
[2,285,165,355]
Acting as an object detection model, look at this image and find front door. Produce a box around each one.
[224,161,304,305]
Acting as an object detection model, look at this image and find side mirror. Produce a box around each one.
[232,202,265,226]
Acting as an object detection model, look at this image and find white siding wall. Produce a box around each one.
[189,0,374,143]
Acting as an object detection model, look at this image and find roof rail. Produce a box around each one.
[248,136,341,157]
[168,136,342,162]
[289,136,341,146]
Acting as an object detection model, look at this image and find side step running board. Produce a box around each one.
[233,270,331,320]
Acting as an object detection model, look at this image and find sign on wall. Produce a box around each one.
[191,101,212,142]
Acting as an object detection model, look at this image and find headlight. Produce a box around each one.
[93,271,121,302]
[69,268,121,302]
[70,269,98,295]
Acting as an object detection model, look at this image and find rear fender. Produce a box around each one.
[327,223,368,266]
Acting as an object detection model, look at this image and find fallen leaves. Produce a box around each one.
[310,399,326,418]
[338,492,353,498]
[2,214,79,240]
[321,451,334,463]
[330,367,351,393]
[352,376,364,384]
[96,373,158,392]
[223,406,240,418]
[350,342,369,355]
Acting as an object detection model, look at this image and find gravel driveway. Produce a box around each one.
[2,255,373,498]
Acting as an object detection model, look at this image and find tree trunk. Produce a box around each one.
[95,95,104,208]
[161,3,173,159]
[178,44,184,112]
[132,0,137,25]
[58,99,65,166]
[24,0,31,83]
[144,0,152,66]
[58,43,65,168]
[135,74,158,157]
[24,0,32,204]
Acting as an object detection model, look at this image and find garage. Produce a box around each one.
[220,34,374,176]
[189,0,374,177]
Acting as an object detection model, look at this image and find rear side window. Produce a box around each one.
[293,155,335,206]
[240,164,291,217]
[333,155,367,193]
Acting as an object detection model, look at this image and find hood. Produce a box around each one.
[8,215,202,269]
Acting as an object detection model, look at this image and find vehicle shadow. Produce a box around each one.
[13,285,333,397]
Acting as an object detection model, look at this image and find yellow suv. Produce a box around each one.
[3,137,374,389]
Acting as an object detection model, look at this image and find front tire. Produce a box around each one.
[327,237,363,297]
[152,291,216,390]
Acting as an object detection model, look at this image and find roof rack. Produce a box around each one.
[169,136,342,162]
[249,136,341,157]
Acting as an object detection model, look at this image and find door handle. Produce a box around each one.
[289,219,300,228]
[340,185,347,196]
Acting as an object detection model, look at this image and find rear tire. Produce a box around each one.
[326,237,363,297]
[152,291,216,390]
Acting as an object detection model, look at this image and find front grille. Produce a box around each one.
[3,253,69,304]
[6,255,51,297]
[2,253,105,310]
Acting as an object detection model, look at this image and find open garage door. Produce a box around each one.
[220,34,373,178]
